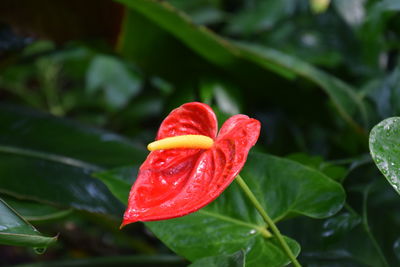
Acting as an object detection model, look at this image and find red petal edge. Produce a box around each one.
[156,102,218,140]
[122,148,204,226]
[122,111,260,226]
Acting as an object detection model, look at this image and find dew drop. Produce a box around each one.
[34,247,46,254]
[249,229,257,235]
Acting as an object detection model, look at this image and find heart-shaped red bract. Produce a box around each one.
[122,102,260,226]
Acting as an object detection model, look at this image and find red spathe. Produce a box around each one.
[122,102,260,226]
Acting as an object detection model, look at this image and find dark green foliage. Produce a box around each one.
[1,0,400,266]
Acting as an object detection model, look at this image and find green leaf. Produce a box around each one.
[322,212,361,238]
[368,67,400,119]
[93,166,138,204]
[96,152,344,266]
[240,153,345,220]
[146,218,299,267]
[199,80,242,116]
[86,55,142,110]
[233,42,368,132]
[0,151,124,216]
[15,254,185,267]
[189,250,245,267]
[369,117,400,194]
[223,0,293,36]
[333,0,365,27]
[286,153,347,182]
[116,0,367,130]
[2,196,72,222]
[0,197,57,248]
[281,214,384,266]
[0,104,146,168]
[95,163,300,266]
[0,104,146,215]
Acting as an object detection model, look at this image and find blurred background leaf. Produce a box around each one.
[117,0,368,132]
[86,55,142,111]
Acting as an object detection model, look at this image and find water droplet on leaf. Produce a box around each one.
[34,247,46,254]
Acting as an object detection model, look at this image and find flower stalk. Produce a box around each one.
[235,174,302,267]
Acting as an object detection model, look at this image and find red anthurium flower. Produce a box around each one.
[122,102,260,226]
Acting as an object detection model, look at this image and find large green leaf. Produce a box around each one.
[0,104,146,168]
[240,153,345,220]
[95,152,345,266]
[369,117,400,194]
[0,152,124,216]
[0,197,57,248]
[286,153,347,182]
[233,42,368,131]
[146,216,299,267]
[189,251,245,267]
[15,255,185,267]
[145,153,344,266]
[0,104,146,215]
[116,0,367,131]
[2,196,72,222]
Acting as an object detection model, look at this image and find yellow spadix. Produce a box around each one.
[147,135,214,151]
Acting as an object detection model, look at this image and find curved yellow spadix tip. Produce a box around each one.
[147,135,214,151]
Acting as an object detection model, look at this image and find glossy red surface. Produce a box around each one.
[122,102,260,226]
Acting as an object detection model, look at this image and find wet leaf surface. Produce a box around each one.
[0,198,57,248]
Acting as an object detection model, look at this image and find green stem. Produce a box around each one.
[235,175,301,267]
[362,186,389,267]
